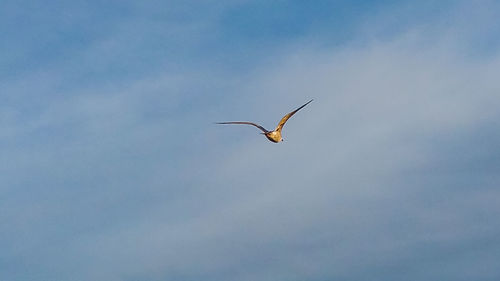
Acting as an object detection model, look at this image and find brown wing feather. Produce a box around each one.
[215,121,269,133]
[275,99,313,132]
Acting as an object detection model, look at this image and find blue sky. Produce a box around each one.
[1,1,500,280]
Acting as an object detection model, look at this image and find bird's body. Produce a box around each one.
[216,99,313,143]
[264,130,282,143]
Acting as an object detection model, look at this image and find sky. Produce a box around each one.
[1,0,500,280]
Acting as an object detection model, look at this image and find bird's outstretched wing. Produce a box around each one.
[215,122,269,133]
[275,99,313,132]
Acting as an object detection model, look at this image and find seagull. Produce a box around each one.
[216,99,313,143]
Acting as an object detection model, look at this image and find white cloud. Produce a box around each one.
[44,25,499,280]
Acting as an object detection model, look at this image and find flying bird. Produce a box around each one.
[216,99,313,143]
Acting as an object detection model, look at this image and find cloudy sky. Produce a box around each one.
[1,1,500,280]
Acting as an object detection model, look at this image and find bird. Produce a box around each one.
[216,99,313,143]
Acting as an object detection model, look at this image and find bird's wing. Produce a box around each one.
[275,99,313,132]
[215,122,269,133]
